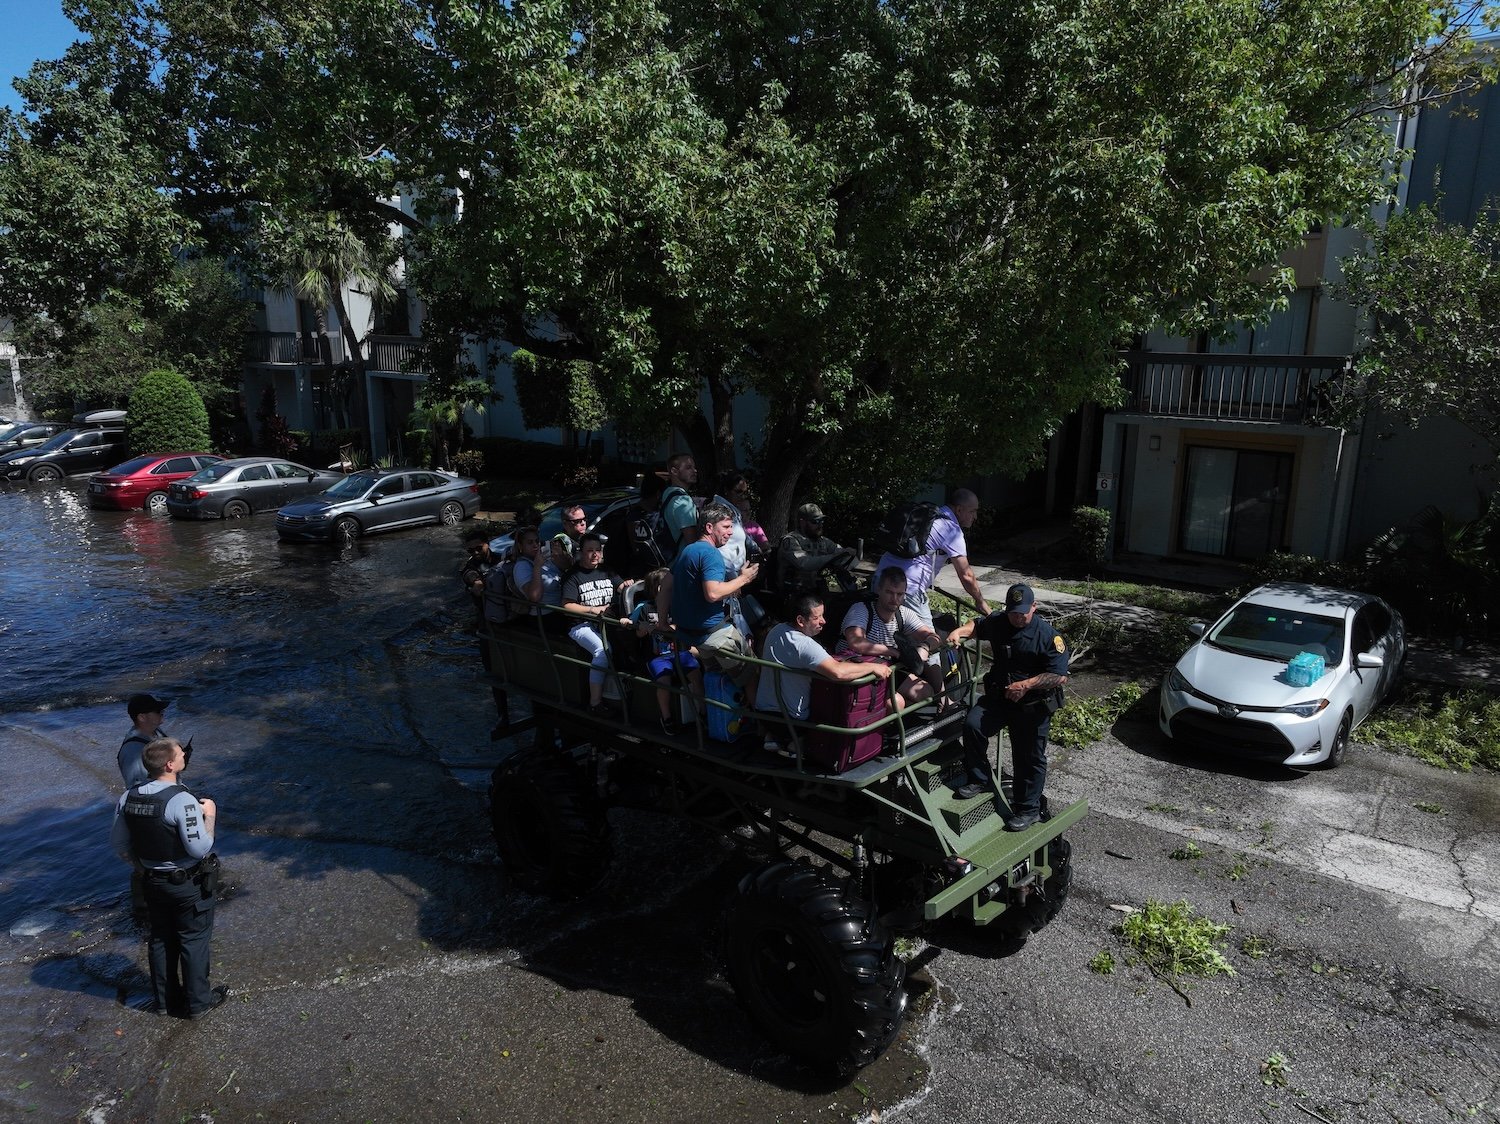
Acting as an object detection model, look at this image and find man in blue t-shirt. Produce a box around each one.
[658,501,761,687]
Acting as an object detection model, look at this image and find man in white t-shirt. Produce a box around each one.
[875,488,991,627]
[754,592,894,755]
[837,566,946,710]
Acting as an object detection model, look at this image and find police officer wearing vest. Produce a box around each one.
[110,736,228,1018]
[947,583,1069,830]
[119,692,170,789]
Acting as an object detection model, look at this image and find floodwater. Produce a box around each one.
[0,480,921,1122]
[0,479,507,1116]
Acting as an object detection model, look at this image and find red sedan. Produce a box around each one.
[88,452,225,514]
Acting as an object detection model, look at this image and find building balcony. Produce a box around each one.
[366,335,429,375]
[244,331,345,366]
[1118,351,1349,424]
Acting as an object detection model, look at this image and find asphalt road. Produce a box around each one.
[12,679,1492,1124]
[5,549,1497,1123]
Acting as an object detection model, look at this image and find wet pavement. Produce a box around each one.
[1,480,1497,1122]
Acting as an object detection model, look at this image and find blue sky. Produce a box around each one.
[1,0,79,114]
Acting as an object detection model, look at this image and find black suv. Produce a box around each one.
[0,426,128,483]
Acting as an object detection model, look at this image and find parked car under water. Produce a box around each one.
[167,457,346,520]
[1159,582,1406,769]
[0,421,69,454]
[88,452,225,514]
[0,425,127,483]
[275,467,480,543]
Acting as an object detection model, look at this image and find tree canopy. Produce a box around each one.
[1,0,1490,532]
[1332,204,1500,455]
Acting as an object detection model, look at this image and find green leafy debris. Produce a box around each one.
[1119,899,1235,979]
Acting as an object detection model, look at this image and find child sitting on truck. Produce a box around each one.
[629,568,702,735]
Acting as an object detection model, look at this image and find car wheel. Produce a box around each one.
[722,861,906,1075]
[439,500,464,526]
[222,500,250,519]
[28,464,61,483]
[1323,713,1352,769]
[145,491,169,515]
[333,516,360,544]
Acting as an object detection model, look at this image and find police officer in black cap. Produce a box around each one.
[110,736,228,1018]
[947,583,1069,829]
[119,692,171,789]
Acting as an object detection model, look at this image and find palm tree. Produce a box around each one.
[408,378,494,470]
[274,212,397,432]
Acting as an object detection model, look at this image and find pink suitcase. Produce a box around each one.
[806,657,892,772]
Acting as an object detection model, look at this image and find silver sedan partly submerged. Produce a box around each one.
[1159,582,1406,768]
[275,467,480,543]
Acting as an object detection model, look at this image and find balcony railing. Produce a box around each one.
[366,335,429,374]
[245,331,430,375]
[244,331,345,366]
[1119,351,1348,424]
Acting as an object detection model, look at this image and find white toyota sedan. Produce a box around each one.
[1159,583,1405,768]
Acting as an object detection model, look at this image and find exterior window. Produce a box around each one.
[1179,446,1293,559]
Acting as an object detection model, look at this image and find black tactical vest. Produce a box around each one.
[121,784,189,864]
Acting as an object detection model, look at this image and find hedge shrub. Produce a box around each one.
[127,368,211,454]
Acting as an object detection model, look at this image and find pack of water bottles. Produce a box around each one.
[1286,650,1326,687]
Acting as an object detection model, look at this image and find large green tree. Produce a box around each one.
[1332,204,1500,456]
[2,0,1491,533]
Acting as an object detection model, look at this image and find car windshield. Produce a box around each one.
[536,494,629,540]
[1206,602,1346,665]
[0,424,26,442]
[22,429,80,455]
[190,462,242,483]
[323,472,381,499]
[108,455,158,475]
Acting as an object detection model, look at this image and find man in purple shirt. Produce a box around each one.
[875,488,992,627]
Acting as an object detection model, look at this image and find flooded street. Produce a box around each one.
[0,480,925,1122]
[3,480,1498,1123]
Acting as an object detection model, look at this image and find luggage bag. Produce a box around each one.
[807,658,891,772]
[705,670,747,742]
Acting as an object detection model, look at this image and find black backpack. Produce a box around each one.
[483,558,520,624]
[878,500,942,559]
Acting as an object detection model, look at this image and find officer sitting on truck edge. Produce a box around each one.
[777,501,855,594]
[946,583,1069,830]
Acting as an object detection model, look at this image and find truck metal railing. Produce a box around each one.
[481,592,986,766]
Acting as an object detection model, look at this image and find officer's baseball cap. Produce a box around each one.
[796,502,825,522]
[1005,583,1035,614]
[127,692,171,718]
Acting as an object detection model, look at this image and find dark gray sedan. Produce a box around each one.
[275,467,480,543]
[166,457,345,519]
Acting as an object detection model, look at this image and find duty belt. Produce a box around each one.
[145,863,202,885]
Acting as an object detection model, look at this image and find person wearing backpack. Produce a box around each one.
[875,488,991,628]
[658,452,702,556]
[463,529,513,739]
[835,567,949,712]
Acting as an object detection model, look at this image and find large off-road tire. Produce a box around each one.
[722,861,906,1075]
[489,750,612,897]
